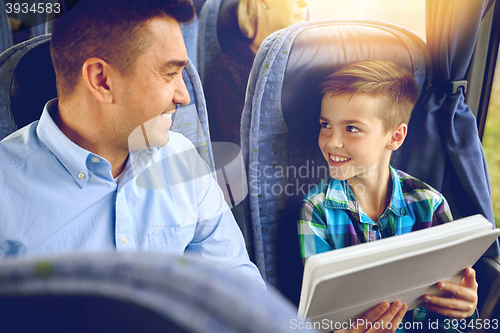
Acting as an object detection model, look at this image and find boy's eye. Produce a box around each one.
[320,121,331,129]
[346,126,359,133]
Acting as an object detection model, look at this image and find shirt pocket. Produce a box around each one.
[147,226,194,254]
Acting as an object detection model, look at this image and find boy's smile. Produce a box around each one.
[318,93,396,183]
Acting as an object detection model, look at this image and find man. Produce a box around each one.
[0,0,264,288]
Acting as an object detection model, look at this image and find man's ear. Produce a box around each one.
[81,57,115,104]
[386,123,408,151]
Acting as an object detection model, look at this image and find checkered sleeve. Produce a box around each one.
[298,200,334,264]
[432,194,453,225]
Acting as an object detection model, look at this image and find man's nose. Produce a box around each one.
[174,72,190,106]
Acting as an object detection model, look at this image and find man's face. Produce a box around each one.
[119,16,190,152]
[318,93,394,181]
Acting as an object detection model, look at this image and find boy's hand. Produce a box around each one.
[422,267,478,319]
[335,301,408,333]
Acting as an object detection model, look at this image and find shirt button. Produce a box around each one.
[91,157,100,163]
[372,225,379,231]
[122,236,128,244]
[77,173,85,180]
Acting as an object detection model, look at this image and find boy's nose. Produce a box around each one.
[327,133,344,149]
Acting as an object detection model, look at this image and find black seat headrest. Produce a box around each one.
[281,23,430,135]
[217,0,250,53]
[11,41,57,129]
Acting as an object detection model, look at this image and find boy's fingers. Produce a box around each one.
[361,301,390,322]
[461,267,478,289]
[388,304,408,333]
[423,294,476,314]
[351,302,390,333]
[434,280,477,302]
[422,302,474,319]
[366,301,406,333]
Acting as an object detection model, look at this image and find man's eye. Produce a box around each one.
[167,72,178,78]
[320,121,331,129]
[346,126,359,133]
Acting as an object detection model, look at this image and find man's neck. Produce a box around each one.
[54,100,129,178]
[347,166,392,222]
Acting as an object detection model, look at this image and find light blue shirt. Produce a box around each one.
[0,99,264,288]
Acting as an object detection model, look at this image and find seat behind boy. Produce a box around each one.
[240,20,431,306]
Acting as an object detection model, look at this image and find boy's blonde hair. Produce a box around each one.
[238,0,258,39]
[319,60,418,132]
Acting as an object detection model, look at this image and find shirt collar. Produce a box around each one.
[37,99,93,188]
[324,165,409,217]
[36,99,157,189]
[386,165,410,217]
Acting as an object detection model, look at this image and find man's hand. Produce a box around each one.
[422,267,478,319]
[335,301,408,333]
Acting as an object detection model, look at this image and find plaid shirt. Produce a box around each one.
[298,166,477,333]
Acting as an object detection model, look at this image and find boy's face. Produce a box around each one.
[318,93,397,181]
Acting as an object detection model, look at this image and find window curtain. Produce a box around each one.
[393,0,499,256]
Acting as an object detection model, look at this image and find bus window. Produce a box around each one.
[309,0,426,41]
[482,46,500,228]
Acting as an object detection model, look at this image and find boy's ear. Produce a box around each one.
[386,123,407,151]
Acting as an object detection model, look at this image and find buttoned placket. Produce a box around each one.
[115,187,136,250]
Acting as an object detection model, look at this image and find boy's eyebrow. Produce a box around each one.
[343,120,368,126]
[319,116,368,127]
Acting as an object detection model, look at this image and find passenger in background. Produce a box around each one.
[207,0,309,144]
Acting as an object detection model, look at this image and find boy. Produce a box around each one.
[298,60,478,332]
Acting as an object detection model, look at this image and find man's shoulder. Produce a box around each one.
[0,123,43,169]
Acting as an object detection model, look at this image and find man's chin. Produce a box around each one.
[127,127,170,152]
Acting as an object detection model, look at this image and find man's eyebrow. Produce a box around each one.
[160,59,188,70]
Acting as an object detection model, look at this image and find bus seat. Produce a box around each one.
[193,0,207,16]
[181,15,200,69]
[0,34,216,173]
[7,0,48,41]
[197,0,247,85]
[0,35,52,140]
[0,0,13,54]
[240,20,431,305]
[0,251,312,333]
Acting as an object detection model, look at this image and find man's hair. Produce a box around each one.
[238,0,259,39]
[318,60,418,132]
[50,0,194,98]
